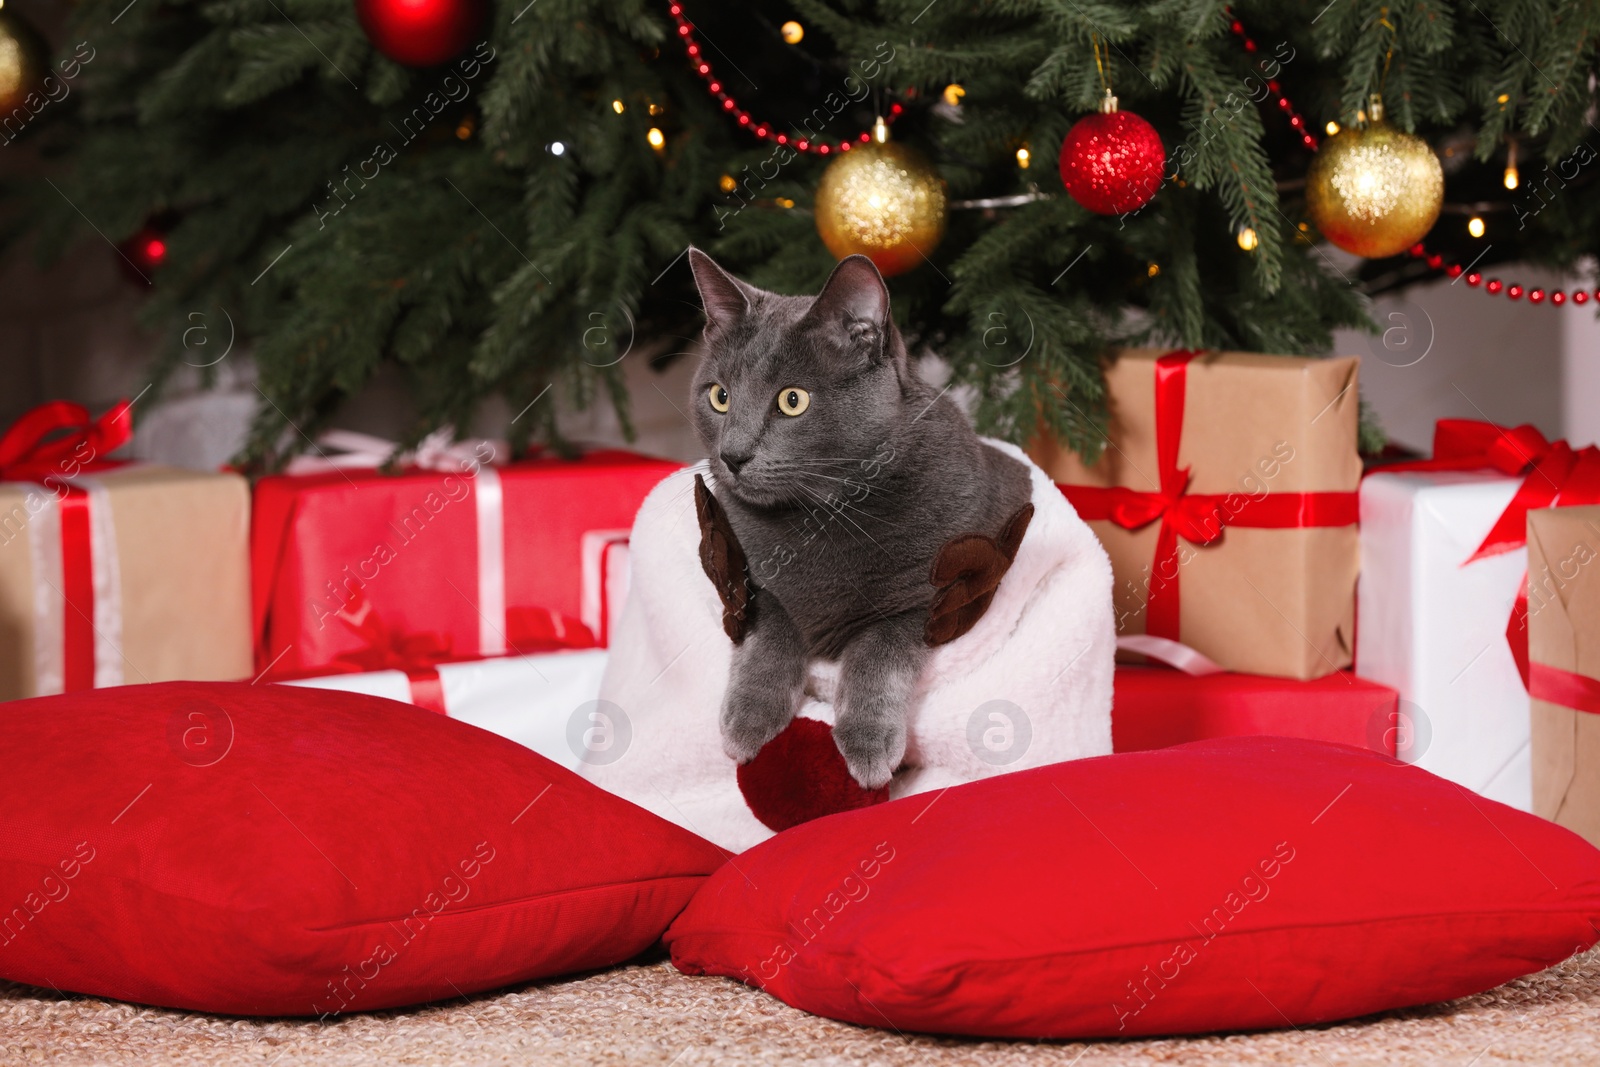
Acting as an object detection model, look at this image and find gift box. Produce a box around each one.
[283,648,612,770]
[251,432,675,679]
[0,402,253,700]
[1357,422,1600,812]
[1527,506,1600,847]
[1112,665,1399,755]
[1031,348,1361,680]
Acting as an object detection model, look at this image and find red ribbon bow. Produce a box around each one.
[0,400,133,483]
[1059,351,1359,641]
[1377,419,1600,686]
[327,592,459,714]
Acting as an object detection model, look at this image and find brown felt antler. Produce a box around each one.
[924,502,1034,647]
[694,473,752,643]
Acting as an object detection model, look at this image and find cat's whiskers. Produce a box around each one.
[793,481,891,554]
[784,472,903,530]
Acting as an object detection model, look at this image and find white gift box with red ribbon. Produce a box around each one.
[284,649,611,770]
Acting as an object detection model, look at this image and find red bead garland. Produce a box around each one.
[1226,16,1317,151]
[667,2,901,155]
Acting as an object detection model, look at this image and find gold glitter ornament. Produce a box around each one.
[1305,98,1443,259]
[0,5,49,117]
[813,118,946,278]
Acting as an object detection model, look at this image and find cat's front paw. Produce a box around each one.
[720,690,795,764]
[833,714,906,790]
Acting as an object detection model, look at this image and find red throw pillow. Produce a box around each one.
[0,682,725,1016]
[666,737,1600,1038]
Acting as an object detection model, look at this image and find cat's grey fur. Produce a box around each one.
[687,249,1033,788]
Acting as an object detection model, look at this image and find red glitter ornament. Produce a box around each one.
[1058,92,1166,216]
[356,0,484,67]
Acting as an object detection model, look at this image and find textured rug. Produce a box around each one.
[5,947,1600,1066]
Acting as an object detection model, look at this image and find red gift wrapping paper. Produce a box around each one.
[251,449,677,679]
[1112,665,1400,756]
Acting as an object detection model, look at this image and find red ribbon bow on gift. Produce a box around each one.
[0,400,133,483]
[1059,351,1359,641]
[326,592,460,714]
[1378,419,1600,686]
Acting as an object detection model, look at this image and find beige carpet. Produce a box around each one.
[5,947,1600,1066]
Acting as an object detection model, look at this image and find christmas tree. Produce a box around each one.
[9,0,1600,468]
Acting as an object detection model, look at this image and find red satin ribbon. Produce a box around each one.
[0,400,133,483]
[1377,419,1600,686]
[1,401,135,694]
[58,487,97,692]
[1529,662,1600,716]
[1059,351,1359,640]
[316,593,598,714]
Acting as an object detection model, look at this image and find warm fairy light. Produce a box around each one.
[646,127,665,148]
[776,197,795,209]
[1147,262,1160,277]
[1015,146,1031,168]
[612,99,625,114]
[1503,165,1519,190]
[719,174,736,193]
[648,103,664,116]
[1325,120,1340,136]
[454,116,474,140]
[1497,93,1510,104]
[943,84,965,106]
[780,20,803,44]
[1468,216,1486,238]
[1236,227,1259,251]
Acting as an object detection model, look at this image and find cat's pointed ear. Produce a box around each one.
[688,248,754,331]
[808,255,890,330]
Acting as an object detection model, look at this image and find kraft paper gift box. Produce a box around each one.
[284,649,612,771]
[1527,506,1600,846]
[0,466,253,701]
[1031,348,1361,680]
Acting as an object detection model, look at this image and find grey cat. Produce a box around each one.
[687,248,1034,789]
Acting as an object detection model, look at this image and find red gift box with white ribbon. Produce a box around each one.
[250,430,674,681]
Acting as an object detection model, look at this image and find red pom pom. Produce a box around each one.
[357,0,484,66]
[737,717,890,833]
[1058,108,1166,215]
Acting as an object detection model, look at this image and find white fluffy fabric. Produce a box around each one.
[582,441,1115,853]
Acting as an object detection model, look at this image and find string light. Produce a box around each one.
[943,84,965,106]
[1015,146,1031,168]
[1467,216,1485,238]
[647,127,665,149]
[1236,227,1259,251]
[1504,136,1519,189]
[1147,262,1160,277]
[718,174,736,192]
[548,142,566,156]
[666,2,901,155]
[780,20,803,44]
[612,99,625,114]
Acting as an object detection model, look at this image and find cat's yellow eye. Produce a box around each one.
[777,387,810,416]
[708,383,730,413]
